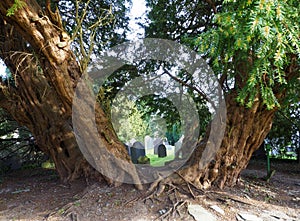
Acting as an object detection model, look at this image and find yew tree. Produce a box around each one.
[145,0,299,189]
[0,0,143,188]
[0,0,299,192]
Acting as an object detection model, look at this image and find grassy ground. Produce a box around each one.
[146,154,175,167]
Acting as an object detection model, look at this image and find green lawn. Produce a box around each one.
[146,154,175,167]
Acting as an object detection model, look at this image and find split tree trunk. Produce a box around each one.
[0,0,295,192]
[175,91,276,189]
[0,0,141,188]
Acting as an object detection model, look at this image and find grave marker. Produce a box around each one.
[158,144,167,158]
[144,135,153,150]
[130,141,146,164]
[153,138,163,155]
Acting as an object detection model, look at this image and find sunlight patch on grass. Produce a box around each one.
[147,154,175,167]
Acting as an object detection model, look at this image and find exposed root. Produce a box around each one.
[45,203,75,220]
[148,172,166,193]
[140,174,208,220]
[207,190,254,206]
[175,171,205,195]
[155,200,188,221]
[125,169,213,220]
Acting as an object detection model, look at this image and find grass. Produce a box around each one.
[146,154,175,167]
[270,155,297,160]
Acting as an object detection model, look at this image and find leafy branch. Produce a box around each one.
[195,0,300,109]
[6,0,26,17]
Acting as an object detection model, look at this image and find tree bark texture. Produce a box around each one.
[0,0,141,188]
[173,50,298,190]
[175,91,276,189]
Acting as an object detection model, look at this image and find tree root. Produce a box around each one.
[155,200,188,221]
[127,170,217,220]
[136,173,209,220]
[147,171,205,199]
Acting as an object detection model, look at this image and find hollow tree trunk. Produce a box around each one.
[177,92,276,189]
[0,0,141,188]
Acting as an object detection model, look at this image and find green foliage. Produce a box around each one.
[112,99,149,142]
[165,123,181,145]
[137,155,150,164]
[100,56,212,143]
[6,0,26,17]
[58,0,130,68]
[267,102,299,159]
[136,94,182,143]
[145,0,216,40]
[41,160,55,169]
[0,65,15,87]
[194,0,300,109]
[0,109,31,160]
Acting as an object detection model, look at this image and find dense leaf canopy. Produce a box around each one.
[146,0,299,110]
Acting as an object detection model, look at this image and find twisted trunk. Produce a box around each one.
[173,91,276,189]
[0,0,141,188]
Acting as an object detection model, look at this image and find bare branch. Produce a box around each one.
[163,68,217,110]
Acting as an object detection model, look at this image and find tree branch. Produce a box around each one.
[163,68,217,110]
[204,0,217,14]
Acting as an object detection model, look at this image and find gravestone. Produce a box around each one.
[163,138,169,146]
[158,144,167,158]
[144,135,153,150]
[153,138,163,155]
[130,141,146,164]
[165,145,175,156]
[175,135,184,158]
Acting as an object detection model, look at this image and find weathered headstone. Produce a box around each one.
[144,135,153,150]
[129,138,137,147]
[174,135,184,158]
[153,138,163,155]
[165,145,175,156]
[163,138,169,146]
[130,141,146,164]
[158,144,167,158]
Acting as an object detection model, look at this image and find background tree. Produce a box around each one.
[137,95,182,143]
[0,108,45,173]
[112,98,149,143]
[266,102,300,160]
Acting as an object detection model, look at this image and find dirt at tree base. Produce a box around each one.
[0,159,299,221]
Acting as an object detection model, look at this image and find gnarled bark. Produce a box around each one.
[162,91,276,190]
[0,0,141,189]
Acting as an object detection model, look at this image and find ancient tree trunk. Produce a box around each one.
[176,91,276,189]
[0,0,141,188]
[173,51,299,190]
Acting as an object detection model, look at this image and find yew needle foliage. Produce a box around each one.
[6,0,26,17]
[195,0,299,109]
